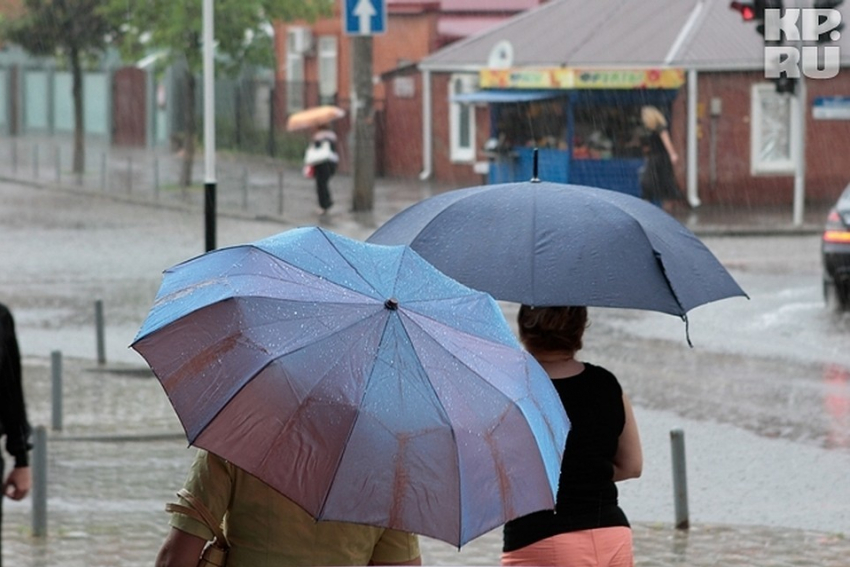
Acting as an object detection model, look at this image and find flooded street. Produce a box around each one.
[2,180,850,565]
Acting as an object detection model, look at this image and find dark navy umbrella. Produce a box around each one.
[132,226,569,547]
[368,181,747,319]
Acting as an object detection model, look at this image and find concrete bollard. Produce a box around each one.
[154,156,160,199]
[32,425,47,537]
[242,167,249,210]
[100,152,108,192]
[32,144,39,179]
[670,428,690,530]
[51,350,62,432]
[278,169,284,216]
[95,300,106,365]
[54,146,61,183]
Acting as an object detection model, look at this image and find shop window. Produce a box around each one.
[318,35,338,105]
[449,74,476,163]
[751,83,798,175]
[572,105,645,160]
[492,99,646,159]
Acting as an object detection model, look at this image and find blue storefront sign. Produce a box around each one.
[813,96,850,120]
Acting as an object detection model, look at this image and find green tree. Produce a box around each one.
[105,0,333,187]
[0,0,120,176]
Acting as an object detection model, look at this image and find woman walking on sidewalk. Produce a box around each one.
[304,127,340,215]
[639,105,687,213]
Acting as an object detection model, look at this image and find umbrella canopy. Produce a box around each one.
[286,105,345,131]
[368,181,747,317]
[132,226,569,548]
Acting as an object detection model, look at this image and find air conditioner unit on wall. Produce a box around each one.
[288,27,313,55]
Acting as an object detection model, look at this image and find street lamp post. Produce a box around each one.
[203,0,217,251]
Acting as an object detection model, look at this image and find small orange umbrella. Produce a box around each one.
[286,105,346,132]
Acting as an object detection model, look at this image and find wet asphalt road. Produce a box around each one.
[2,164,850,565]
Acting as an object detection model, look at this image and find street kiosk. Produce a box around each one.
[457,68,685,196]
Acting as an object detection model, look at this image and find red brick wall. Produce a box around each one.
[382,72,425,178]
[374,14,439,75]
[672,70,850,207]
[431,73,488,187]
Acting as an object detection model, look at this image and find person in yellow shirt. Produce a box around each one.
[155,449,421,567]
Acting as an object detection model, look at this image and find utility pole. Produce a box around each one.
[352,35,375,211]
[202,0,216,251]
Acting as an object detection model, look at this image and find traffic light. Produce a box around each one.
[814,0,844,44]
[731,1,796,94]
[756,0,784,37]
[773,75,796,95]
[730,0,782,36]
[730,1,756,22]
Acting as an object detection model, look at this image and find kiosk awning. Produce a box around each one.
[451,90,564,103]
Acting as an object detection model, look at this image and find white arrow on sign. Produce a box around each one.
[353,0,376,34]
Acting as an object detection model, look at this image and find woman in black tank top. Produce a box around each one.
[502,305,643,567]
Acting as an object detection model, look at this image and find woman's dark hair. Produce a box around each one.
[517,305,588,354]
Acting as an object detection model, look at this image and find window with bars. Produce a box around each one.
[750,83,798,175]
[286,29,305,113]
[317,35,338,105]
[449,74,477,163]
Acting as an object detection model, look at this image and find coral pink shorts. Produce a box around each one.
[501,526,634,566]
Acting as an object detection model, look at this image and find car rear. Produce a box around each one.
[822,185,850,310]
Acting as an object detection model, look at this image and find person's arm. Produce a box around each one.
[155,527,207,567]
[612,394,643,482]
[659,129,678,164]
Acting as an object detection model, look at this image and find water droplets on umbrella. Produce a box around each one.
[132,226,570,547]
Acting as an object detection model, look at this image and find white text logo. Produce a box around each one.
[764,8,841,79]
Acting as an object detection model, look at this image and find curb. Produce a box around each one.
[1,170,829,239]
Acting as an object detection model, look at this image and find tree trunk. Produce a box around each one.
[180,70,196,188]
[71,48,85,178]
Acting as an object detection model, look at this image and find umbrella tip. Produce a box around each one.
[530,147,541,183]
[384,298,399,310]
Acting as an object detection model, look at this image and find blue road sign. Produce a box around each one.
[344,0,386,35]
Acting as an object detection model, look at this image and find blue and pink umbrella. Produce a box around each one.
[132,226,569,547]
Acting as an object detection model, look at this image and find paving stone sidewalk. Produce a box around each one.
[4,349,850,567]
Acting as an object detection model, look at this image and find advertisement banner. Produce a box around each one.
[480,68,685,90]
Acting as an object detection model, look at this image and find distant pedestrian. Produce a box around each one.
[502,305,642,567]
[0,302,32,567]
[639,105,686,213]
[304,127,340,215]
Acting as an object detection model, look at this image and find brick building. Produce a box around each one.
[273,0,544,174]
[415,0,850,208]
